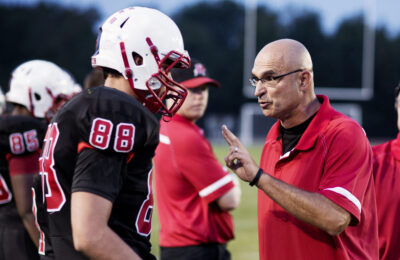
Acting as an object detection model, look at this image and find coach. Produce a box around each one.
[222,39,378,260]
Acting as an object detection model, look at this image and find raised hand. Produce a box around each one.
[221,125,259,183]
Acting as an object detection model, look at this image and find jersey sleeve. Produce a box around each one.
[318,120,373,224]
[75,88,158,155]
[174,130,234,204]
[72,148,126,202]
[8,152,40,176]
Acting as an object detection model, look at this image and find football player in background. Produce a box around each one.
[0,88,6,115]
[372,82,400,260]
[33,7,190,260]
[154,58,241,260]
[0,59,80,260]
[83,68,104,89]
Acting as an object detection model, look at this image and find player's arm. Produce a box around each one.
[176,132,241,212]
[9,154,40,247]
[71,191,142,260]
[222,125,351,236]
[216,173,241,211]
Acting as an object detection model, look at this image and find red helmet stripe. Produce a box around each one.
[146,37,161,64]
[119,41,133,78]
[28,87,35,117]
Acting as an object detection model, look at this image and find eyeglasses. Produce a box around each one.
[249,69,303,87]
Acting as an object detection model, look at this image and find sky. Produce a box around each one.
[1,0,399,36]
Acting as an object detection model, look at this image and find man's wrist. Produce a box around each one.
[249,168,264,186]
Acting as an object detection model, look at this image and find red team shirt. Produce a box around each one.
[258,95,378,260]
[154,114,235,247]
[372,133,400,260]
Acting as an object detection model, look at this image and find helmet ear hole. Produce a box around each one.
[132,52,143,66]
[34,92,41,101]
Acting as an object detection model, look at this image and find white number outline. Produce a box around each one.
[24,129,39,152]
[40,123,66,212]
[89,118,114,150]
[0,174,12,204]
[9,133,25,154]
[135,169,153,236]
[114,123,135,153]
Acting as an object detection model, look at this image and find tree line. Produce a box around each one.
[0,1,399,138]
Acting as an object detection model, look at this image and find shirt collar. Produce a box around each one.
[167,114,204,135]
[171,114,191,124]
[391,132,400,160]
[295,95,335,150]
[267,95,334,151]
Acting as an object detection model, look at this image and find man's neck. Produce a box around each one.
[280,97,321,129]
[104,77,138,99]
[11,106,31,116]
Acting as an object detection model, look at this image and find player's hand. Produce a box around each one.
[221,125,259,183]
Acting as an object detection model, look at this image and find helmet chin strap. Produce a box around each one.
[28,87,35,117]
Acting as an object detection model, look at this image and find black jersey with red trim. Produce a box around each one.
[0,115,46,217]
[35,86,159,260]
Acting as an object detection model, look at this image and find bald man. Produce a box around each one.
[222,39,378,260]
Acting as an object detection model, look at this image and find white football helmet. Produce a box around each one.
[0,87,6,115]
[6,60,81,120]
[92,7,190,117]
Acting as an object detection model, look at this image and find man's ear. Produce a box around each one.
[299,71,310,88]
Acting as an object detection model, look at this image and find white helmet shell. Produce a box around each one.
[0,87,5,115]
[92,7,190,116]
[6,60,81,118]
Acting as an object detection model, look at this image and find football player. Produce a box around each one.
[83,68,104,89]
[0,87,6,115]
[33,7,190,260]
[0,59,80,260]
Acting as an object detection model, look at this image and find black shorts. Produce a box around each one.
[0,223,39,260]
[160,243,230,260]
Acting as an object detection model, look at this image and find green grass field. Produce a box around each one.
[150,145,263,260]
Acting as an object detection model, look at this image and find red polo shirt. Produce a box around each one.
[258,95,378,260]
[372,133,400,260]
[154,114,235,247]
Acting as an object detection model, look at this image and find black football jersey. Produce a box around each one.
[0,115,46,220]
[35,87,159,260]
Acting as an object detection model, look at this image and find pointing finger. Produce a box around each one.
[222,125,241,148]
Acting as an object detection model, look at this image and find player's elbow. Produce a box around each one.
[72,230,90,252]
[73,228,99,253]
[216,187,241,211]
[72,223,103,253]
[17,207,33,222]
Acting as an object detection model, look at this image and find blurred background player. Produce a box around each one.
[83,68,104,89]
[372,82,400,260]
[33,7,190,260]
[154,58,241,260]
[0,59,80,260]
[0,88,6,115]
